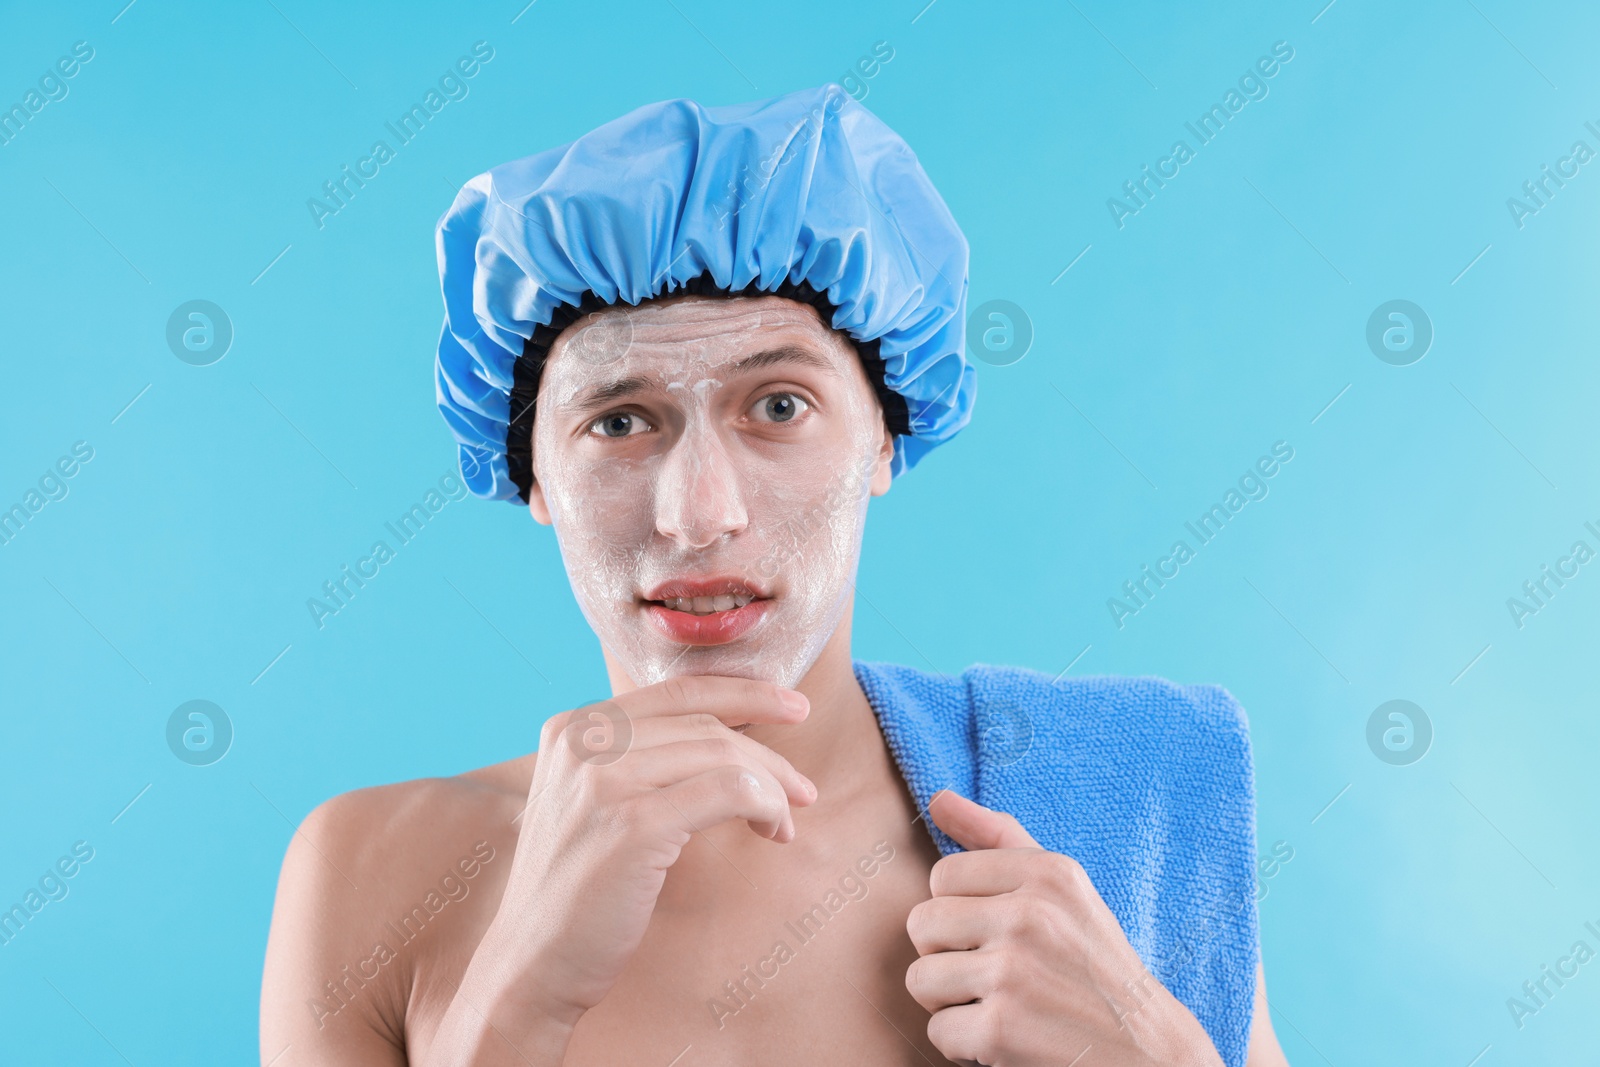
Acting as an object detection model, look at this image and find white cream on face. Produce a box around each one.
[530,295,888,688]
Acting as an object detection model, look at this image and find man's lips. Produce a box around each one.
[644,598,771,645]
[639,575,773,646]
[642,575,772,603]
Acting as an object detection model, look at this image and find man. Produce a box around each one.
[261,84,1288,1066]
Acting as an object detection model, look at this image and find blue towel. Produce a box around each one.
[853,659,1259,1067]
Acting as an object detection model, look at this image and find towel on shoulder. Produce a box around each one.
[853,659,1259,1067]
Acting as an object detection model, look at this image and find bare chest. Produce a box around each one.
[560,817,952,1066]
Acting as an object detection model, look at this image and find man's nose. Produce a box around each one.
[653,426,749,549]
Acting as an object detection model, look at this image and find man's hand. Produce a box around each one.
[421,676,817,1066]
[906,789,1225,1067]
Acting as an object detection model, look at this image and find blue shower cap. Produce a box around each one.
[434,83,975,502]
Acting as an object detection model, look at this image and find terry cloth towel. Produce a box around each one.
[852,659,1259,1067]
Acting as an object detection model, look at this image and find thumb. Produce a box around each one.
[928,789,1041,851]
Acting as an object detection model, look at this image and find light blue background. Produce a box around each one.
[2,0,1596,1063]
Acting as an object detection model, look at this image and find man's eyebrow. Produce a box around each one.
[568,346,841,410]
[729,345,841,376]
[569,375,653,411]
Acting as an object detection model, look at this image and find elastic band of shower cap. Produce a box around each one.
[433,82,976,503]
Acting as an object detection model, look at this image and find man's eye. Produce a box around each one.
[751,392,808,423]
[589,412,651,438]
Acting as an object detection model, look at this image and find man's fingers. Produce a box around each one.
[605,715,817,800]
[927,849,1037,897]
[534,676,820,846]
[543,676,808,767]
[628,737,813,812]
[614,674,810,728]
[649,763,797,842]
[923,1001,995,1065]
[905,948,993,1014]
[928,789,1041,851]
[906,894,997,955]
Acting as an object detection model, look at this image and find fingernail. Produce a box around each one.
[780,690,809,714]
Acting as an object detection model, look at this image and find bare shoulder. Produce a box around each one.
[259,754,537,1065]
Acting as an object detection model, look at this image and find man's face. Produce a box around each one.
[528,294,895,688]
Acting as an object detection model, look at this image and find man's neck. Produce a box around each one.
[599,611,885,802]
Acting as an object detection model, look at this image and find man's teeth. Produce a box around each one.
[660,593,755,615]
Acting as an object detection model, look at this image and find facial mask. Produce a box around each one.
[532,296,885,689]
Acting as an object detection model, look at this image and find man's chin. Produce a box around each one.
[621,638,814,691]
[600,595,841,691]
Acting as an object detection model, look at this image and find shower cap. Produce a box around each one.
[434,82,975,502]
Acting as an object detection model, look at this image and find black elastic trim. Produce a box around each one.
[505,271,910,504]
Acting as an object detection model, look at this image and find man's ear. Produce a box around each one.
[868,428,895,497]
[527,479,553,525]
[527,429,553,524]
